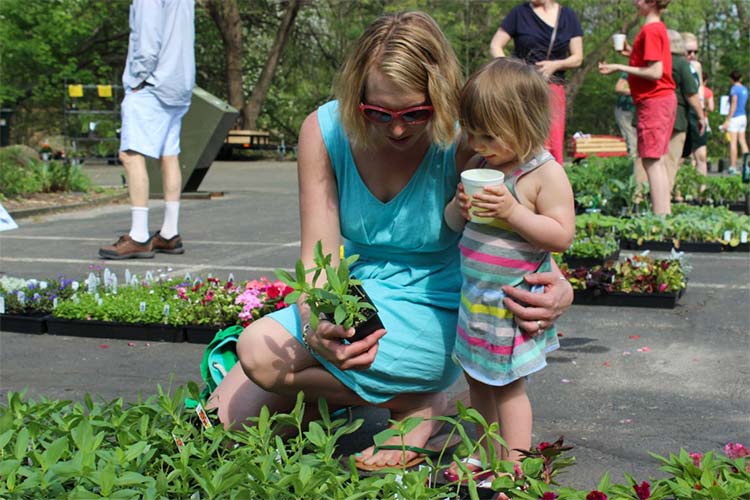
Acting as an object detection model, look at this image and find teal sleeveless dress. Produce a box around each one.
[266,100,463,404]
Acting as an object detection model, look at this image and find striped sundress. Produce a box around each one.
[453,150,560,386]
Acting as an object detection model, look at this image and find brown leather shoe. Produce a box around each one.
[99,235,154,260]
[151,231,185,254]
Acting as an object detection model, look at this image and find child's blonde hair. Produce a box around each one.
[459,58,550,163]
[333,11,462,149]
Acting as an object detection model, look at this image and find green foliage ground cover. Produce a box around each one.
[0,145,91,199]
[1,387,748,499]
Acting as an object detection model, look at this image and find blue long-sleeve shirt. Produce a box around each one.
[122,0,195,106]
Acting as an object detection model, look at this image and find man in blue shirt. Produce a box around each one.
[722,70,748,173]
[100,0,195,260]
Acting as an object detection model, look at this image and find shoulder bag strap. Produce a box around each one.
[545,5,562,60]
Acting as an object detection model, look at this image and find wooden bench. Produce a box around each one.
[568,134,628,162]
[224,129,271,149]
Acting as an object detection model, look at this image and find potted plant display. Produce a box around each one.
[276,241,383,342]
[562,233,620,268]
[0,277,78,334]
[564,253,688,308]
[176,276,293,344]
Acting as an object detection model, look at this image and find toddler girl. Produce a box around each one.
[444,57,575,480]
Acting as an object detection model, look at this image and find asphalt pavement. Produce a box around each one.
[1,159,749,490]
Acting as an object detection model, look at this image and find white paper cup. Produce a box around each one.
[612,33,626,51]
[460,168,505,224]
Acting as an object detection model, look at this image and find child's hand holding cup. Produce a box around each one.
[612,33,626,52]
[460,169,505,224]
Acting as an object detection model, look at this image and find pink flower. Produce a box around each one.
[633,481,651,500]
[586,492,607,500]
[204,289,215,302]
[724,442,750,459]
[689,452,702,467]
[236,290,262,310]
[177,287,188,300]
[538,442,552,452]
[658,283,668,293]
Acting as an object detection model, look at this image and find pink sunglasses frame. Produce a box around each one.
[358,103,434,125]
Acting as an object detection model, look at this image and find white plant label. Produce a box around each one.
[139,301,146,313]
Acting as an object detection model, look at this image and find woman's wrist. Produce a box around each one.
[301,322,315,353]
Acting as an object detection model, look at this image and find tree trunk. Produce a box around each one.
[242,0,302,130]
[204,0,244,118]
[735,0,750,52]
[565,13,641,107]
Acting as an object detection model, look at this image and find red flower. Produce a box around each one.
[586,492,607,500]
[689,452,702,467]
[538,442,552,451]
[540,493,558,500]
[267,286,280,299]
[633,481,651,500]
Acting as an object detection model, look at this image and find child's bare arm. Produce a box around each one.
[509,163,575,252]
[472,163,574,252]
[444,184,470,233]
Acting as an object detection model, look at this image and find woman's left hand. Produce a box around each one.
[501,271,573,337]
[535,59,559,78]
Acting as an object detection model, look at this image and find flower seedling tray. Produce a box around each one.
[573,289,683,309]
[46,317,185,342]
[184,324,224,344]
[723,242,750,252]
[621,239,723,253]
[0,313,49,334]
[563,249,620,269]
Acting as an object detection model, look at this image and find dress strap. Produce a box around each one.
[507,149,554,196]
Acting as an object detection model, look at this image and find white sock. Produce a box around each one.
[129,207,150,243]
[160,201,180,239]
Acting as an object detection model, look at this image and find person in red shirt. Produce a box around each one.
[598,0,689,215]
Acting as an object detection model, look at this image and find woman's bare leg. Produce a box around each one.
[208,316,453,467]
[355,391,448,468]
[207,316,367,428]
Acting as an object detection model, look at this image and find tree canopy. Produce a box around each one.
[1,0,747,157]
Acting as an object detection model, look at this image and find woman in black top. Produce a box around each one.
[490,0,583,164]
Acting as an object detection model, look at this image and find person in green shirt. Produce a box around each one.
[665,30,704,198]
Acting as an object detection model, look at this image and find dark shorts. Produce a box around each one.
[682,111,708,157]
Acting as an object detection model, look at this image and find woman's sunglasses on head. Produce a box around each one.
[359,103,434,125]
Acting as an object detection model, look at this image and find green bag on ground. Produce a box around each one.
[185,325,244,409]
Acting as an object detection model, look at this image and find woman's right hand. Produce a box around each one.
[306,320,386,370]
[298,301,385,370]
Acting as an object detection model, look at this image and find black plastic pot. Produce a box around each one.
[46,317,184,342]
[573,289,683,309]
[324,283,383,343]
[0,313,49,334]
[621,239,723,253]
[562,248,620,269]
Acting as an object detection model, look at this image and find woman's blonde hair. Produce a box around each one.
[668,30,685,55]
[681,32,698,45]
[333,11,462,149]
[459,58,550,163]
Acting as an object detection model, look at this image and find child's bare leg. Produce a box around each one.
[493,378,532,462]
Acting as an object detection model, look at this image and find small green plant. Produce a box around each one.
[275,241,377,331]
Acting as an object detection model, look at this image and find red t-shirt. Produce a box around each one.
[628,22,675,103]
[704,86,714,100]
